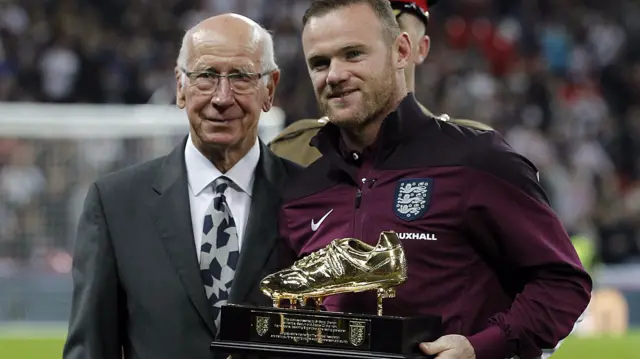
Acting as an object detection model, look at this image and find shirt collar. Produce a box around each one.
[184,134,261,197]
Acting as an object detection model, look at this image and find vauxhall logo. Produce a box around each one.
[398,233,438,241]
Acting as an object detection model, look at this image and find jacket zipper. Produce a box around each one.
[353,177,377,241]
[353,180,362,239]
[354,178,376,210]
[355,188,362,209]
[352,148,378,241]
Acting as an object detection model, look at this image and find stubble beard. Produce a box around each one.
[319,58,397,131]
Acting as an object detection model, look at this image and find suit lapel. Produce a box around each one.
[229,142,287,304]
[150,137,216,335]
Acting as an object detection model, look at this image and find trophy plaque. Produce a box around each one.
[210,231,442,358]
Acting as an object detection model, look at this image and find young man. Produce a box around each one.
[269,1,592,359]
[268,0,494,167]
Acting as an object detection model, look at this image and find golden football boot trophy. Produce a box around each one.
[212,231,442,358]
[260,231,407,315]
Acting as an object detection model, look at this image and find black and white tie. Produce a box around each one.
[199,176,240,334]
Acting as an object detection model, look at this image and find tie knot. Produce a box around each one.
[213,176,231,194]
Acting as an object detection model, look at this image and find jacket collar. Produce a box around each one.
[311,92,430,163]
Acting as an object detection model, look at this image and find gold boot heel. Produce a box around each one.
[376,286,397,315]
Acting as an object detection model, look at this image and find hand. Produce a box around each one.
[419,334,476,359]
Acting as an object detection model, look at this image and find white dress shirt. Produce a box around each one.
[184,134,260,261]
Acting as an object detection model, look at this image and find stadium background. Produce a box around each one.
[0,0,639,357]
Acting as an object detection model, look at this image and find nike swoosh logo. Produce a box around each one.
[367,257,392,272]
[311,209,333,232]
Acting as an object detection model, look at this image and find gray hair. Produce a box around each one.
[177,25,277,86]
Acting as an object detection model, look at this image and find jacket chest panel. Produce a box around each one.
[285,167,478,265]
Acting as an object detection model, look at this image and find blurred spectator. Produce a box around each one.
[0,142,44,208]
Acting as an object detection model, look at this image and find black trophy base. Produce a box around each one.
[210,340,432,358]
[211,304,442,358]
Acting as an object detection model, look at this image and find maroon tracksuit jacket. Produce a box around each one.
[278,93,592,359]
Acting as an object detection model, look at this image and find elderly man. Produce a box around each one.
[270,1,592,359]
[63,14,299,359]
[268,0,494,167]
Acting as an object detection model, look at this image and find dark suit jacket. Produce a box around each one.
[63,137,301,359]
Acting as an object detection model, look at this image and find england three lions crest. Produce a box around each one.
[394,178,433,221]
[255,316,270,337]
[349,321,366,346]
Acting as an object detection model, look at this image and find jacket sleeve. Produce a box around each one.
[461,132,592,359]
[277,206,299,269]
[63,183,126,359]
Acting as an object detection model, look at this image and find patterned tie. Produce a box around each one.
[200,176,240,335]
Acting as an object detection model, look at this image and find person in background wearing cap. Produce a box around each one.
[268,0,494,166]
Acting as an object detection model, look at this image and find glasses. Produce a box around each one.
[180,68,276,94]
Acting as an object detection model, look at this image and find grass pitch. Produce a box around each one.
[0,329,638,358]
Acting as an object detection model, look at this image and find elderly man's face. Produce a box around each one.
[176,28,278,151]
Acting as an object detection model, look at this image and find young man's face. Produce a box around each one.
[302,3,410,127]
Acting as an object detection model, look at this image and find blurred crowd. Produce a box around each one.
[0,0,639,272]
